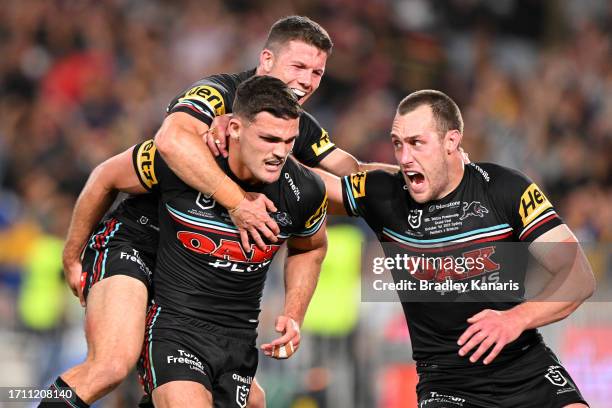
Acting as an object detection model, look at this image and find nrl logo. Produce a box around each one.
[235,384,249,408]
[196,192,216,210]
[460,201,489,221]
[408,209,423,229]
[545,367,568,387]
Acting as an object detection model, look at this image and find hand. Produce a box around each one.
[230,192,280,251]
[459,147,470,164]
[261,316,301,359]
[63,256,86,307]
[457,309,526,364]
[204,114,232,158]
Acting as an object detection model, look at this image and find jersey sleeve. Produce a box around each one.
[292,112,337,167]
[293,170,328,238]
[166,80,230,127]
[486,164,563,242]
[341,170,392,233]
[132,139,176,193]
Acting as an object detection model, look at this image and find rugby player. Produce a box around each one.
[49,76,327,407]
[319,90,594,407]
[49,16,395,408]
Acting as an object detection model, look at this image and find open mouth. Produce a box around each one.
[405,170,425,188]
[291,88,306,99]
[264,158,284,171]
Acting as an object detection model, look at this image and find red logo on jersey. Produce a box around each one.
[177,231,281,263]
[411,246,500,282]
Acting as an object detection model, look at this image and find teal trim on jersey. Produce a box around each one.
[149,306,161,388]
[53,380,78,408]
[100,222,122,280]
[343,177,358,216]
[167,204,239,231]
[383,223,511,244]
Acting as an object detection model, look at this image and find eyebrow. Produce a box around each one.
[391,133,421,141]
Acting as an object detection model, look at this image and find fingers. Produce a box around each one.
[457,323,481,346]
[257,224,278,244]
[467,336,495,363]
[483,342,505,365]
[263,196,277,213]
[239,229,251,251]
[265,218,281,238]
[247,228,266,251]
[206,129,221,156]
[467,309,489,323]
[458,330,486,357]
[217,133,228,158]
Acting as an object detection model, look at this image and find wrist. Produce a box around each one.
[212,176,245,211]
[506,305,532,331]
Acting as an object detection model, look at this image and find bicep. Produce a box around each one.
[287,223,328,254]
[96,147,148,194]
[317,148,360,176]
[529,224,580,274]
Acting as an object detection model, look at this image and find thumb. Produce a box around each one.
[276,316,287,332]
[264,196,277,213]
[467,309,488,323]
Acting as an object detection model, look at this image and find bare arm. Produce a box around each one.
[317,148,399,175]
[261,224,328,358]
[311,167,346,215]
[457,224,595,364]
[155,112,279,249]
[63,148,147,305]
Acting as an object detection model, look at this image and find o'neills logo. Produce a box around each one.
[232,373,253,384]
[284,173,301,201]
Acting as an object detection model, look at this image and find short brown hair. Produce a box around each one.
[264,16,333,54]
[233,75,302,123]
[398,90,464,135]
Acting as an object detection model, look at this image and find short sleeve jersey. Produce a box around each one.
[341,163,563,365]
[109,70,335,234]
[132,140,327,329]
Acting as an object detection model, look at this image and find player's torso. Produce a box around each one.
[370,165,540,364]
[154,158,314,328]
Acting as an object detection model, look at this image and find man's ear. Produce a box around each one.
[228,117,242,142]
[259,49,275,73]
[445,130,463,154]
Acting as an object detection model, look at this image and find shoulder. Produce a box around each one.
[345,169,404,199]
[283,158,326,202]
[469,162,531,191]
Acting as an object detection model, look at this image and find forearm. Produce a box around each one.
[63,166,118,263]
[283,244,327,326]
[358,161,399,174]
[506,301,582,331]
[155,113,244,209]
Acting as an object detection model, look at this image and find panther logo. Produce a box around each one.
[460,201,489,221]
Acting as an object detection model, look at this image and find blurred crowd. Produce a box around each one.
[0,0,610,406]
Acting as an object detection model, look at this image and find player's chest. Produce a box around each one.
[381,191,511,246]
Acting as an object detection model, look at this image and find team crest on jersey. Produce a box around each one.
[271,211,293,227]
[235,385,249,408]
[408,209,423,229]
[460,201,489,220]
[544,366,568,387]
[195,192,216,210]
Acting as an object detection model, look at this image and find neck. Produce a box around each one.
[227,139,259,185]
[436,153,465,199]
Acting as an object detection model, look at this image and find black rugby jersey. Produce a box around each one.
[133,140,328,329]
[342,162,563,366]
[107,69,335,238]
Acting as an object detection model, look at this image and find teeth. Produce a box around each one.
[406,171,419,176]
[291,88,306,97]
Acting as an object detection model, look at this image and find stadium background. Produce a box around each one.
[0,0,610,407]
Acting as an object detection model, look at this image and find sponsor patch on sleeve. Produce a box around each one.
[518,183,552,227]
[310,129,335,156]
[178,85,226,117]
[135,139,158,190]
[349,172,367,199]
